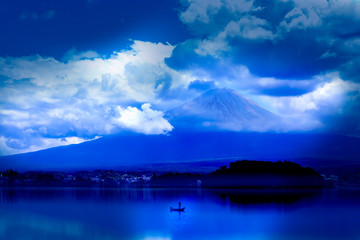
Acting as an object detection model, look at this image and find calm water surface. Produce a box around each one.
[0,187,359,240]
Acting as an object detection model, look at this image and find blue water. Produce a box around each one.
[0,188,359,240]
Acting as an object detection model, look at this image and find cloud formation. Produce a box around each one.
[114,103,173,134]
[259,77,360,132]
[164,0,360,136]
[19,10,56,20]
[1,0,360,155]
[169,0,360,80]
[0,41,183,155]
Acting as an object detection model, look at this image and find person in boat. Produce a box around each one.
[178,201,181,208]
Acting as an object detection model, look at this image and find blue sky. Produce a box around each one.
[0,0,188,58]
[1,0,360,155]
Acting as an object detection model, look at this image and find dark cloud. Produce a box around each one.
[260,86,310,97]
[320,94,360,137]
[165,40,219,70]
[167,31,343,80]
[252,0,294,27]
[339,57,360,83]
[2,0,360,156]
[155,74,177,100]
[179,0,254,37]
[169,0,360,81]
[228,31,341,79]
[167,0,360,137]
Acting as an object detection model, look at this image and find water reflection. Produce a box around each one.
[0,187,359,240]
[0,187,321,206]
[209,189,322,213]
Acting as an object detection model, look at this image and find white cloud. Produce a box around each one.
[269,78,357,114]
[184,1,274,57]
[180,0,254,24]
[180,0,360,61]
[279,6,322,32]
[257,77,360,131]
[179,62,359,132]
[0,41,191,155]
[114,103,173,134]
[0,136,99,156]
[180,0,223,24]
[1,27,358,156]
[0,40,185,107]
[195,15,274,56]
[224,17,274,40]
[63,48,100,61]
[195,37,229,57]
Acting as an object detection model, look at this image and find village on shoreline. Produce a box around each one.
[0,160,348,188]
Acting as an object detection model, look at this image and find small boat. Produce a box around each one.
[170,207,185,212]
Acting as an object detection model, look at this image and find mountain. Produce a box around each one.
[1,88,360,172]
[1,132,360,171]
[166,88,279,131]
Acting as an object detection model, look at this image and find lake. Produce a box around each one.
[0,187,359,240]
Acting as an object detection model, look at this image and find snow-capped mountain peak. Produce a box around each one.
[167,88,279,131]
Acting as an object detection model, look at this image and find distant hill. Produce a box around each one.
[204,160,325,188]
[150,160,325,188]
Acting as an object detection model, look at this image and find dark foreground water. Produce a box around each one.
[0,188,360,240]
